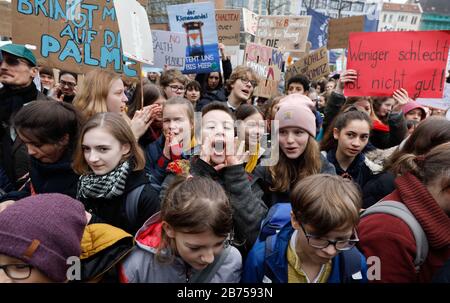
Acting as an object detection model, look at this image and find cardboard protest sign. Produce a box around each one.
[345,31,450,99]
[244,42,284,98]
[0,1,11,37]
[113,0,153,65]
[167,2,220,74]
[327,16,364,50]
[286,47,330,84]
[255,16,311,52]
[150,30,186,70]
[242,8,258,36]
[215,9,240,46]
[11,0,141,77]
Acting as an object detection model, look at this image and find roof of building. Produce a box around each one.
[382,3,422,14]
[412,0,450,16]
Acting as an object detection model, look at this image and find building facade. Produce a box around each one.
[378,2,422,32]
[407,0,450,30]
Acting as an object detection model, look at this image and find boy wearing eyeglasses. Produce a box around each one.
[242,174,368,283]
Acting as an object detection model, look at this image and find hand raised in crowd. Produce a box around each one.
[200,135,248,171]
[392,88,410,112]
[163,131,183,160]
[336,69,358,94]
[130,104,161,140]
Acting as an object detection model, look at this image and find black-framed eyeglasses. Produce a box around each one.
[168,84,185,92]
[299,222,359,251]
[240,77,258,87]
[60,80,76,88]
[0,264,33,280]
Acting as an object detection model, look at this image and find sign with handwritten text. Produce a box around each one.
[242,7,258,36]
[286,47,330,83]
[11,0,141,77]
[215,9,240,46]
[255,16,311,52]
[167,2,220,74]
[150,30,186,70]
[346,31,450,99]
[244,42,284,98]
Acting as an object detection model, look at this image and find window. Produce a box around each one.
[330,0,339,10]
[315,0,326,9]
[352,2,364,12]
[411,16,418,25]
[383,14,387,23]
[342,1,352,11]
[389,14,393,23]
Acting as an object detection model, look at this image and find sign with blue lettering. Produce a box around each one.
[11,0,141,77]
[167,2,220,74]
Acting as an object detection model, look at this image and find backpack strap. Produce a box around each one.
[125,184,145,226]
[262,234,276,282]
[339,248,363,283]
[361,200,429,272]
[189,245,232,283]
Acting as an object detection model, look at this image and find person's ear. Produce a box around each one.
[59,134,70,147]
[162,221,176,239]
[333,128,340,140]
[30,66,38,78]
[290,211,301,230]
[121,143,131,156]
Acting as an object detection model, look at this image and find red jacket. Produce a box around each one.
[358,172,450,283]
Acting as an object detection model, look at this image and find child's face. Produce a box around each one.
[106,79,128,114]
[169,229,227,271]
[333,120,370,159]
[287,83,305,95]
[230,72,255,103]
[377,98,395,118]
[405,108,423,122]
[82,127,130,176]
[294,223,355,265]
[279,127,309,160]
[207,72,220,90]
[238,113,265,149]
[18,131,68,164]
[163,104,192,145]
[318,96,326,109]
[201,110,235,165]
[164,80,185,99]
[185,87,200,103]
[0,254,53,283]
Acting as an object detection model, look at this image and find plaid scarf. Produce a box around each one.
[77,161,130,200]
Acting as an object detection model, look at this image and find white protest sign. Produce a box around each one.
[243,8,259,36]
[113,0,154,65]
[151,30,187,70]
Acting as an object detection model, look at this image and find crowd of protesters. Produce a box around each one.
[0,42,449,284]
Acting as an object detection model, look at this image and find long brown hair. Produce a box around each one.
[157,176,233,263]
[385,117,450,175]
[269,135,322,192]
[72,112,145,175]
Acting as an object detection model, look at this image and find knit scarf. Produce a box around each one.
[77,161,130,200]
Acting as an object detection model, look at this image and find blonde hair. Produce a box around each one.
[72,112,145,175]
[269,135,322,192]
[73,69,121,119]
[163,97,195,126]
[291,174,362,235]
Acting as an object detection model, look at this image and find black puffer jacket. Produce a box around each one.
[78,170,161,235]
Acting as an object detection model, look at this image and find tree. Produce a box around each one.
[266,0,290,15]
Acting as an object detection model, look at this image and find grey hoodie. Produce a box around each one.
[119,212,242,283]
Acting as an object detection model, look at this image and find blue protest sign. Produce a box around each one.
[167,2,220,74]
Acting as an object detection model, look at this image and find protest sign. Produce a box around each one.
[113,0,153,65]
[327,16,365,50]
[224,45,241,68]
[242,8,258,36]
[255,16,311,53]
[345,31,450,99]
[150,30,186,70]
[0,1,11,37]
[11,0,140,77]
[215,9,240,46]
[244,42,284,98]
[416,97,450,110]
[167,2,220,74]
[285,47,330,83]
